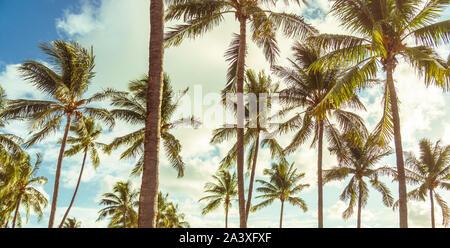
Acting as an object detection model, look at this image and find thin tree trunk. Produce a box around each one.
[123,211,127,228]
[357,182,362,228]
[225,201,229,228]
[317,120,324,228]
[12,194,22,228]
[59,149,88,228]
[430,189,435,228]
[236,16,247,228]
[138,0,164,228]
[386,63,408,228]
[245,131,260,222]
[280,200,284,228]
[48,114,72,228]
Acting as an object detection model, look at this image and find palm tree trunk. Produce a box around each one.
[386,62,408,228]
[236,16,247,228]
[245,131,260,222]
[123,212,127,228]
[280,200,284,228]
[58,148,88,228]
[430,189,435,228]
[12,194,22,228]
[317,120,324,228]
[48,113,72,228]
[138,0,164,228]
[225,200,229,228]
[357,182,362,228]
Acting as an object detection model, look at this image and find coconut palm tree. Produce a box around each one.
[139,0,166,228]
[274,41,367,227]
[105,74,199,178]
[0,86,24,155]
[210,69,286,222]
[165,0,317,227]
[0,40,116,227]
[251,161,309,228]
[8,154,48,228]
[199,169,238,228]
[323,130,394,228]
[58,117,106,227]
[159,202,190,228]
[97,181,139,228]
[383,139,450,227]
[308,0,450,227]
[63,217,82,228]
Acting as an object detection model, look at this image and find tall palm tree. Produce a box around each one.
[8,154,48,228]
[105,74,199,178]
[199,169,238,228]
[165,0,317,227]
[58,117,106,227]
[97,181,139,228]
[0,41,115,227]
[274,41,367,227]
[210,69,285,222]
[323,130,394,228]
[62,217,82,228]
[139,0,166,228]
[308,0,450,227]
[383,139,450,227]
[251,161,309,228]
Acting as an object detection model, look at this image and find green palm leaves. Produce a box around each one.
[199,169,238,228]
[324,130,394,228]
[251,161,309,228]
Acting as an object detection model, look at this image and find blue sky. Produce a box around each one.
[0,0,449,228]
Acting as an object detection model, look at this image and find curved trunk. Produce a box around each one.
[245,130,260,222]
[280,200,285,228]
[357,181,362,228]
[236,16,247,228]
[317,120,324,228]
[430,189,435,228]
[59,149,88,228]
[386,63,408,228]
[48,114,72,228]
[138,0,164,228]
[12,194,22,228]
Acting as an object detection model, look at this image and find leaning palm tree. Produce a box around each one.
[0,41,116,227]
[165,0,317,227]
[58,117,106,227]
[199,169,238,228]
[139,0,166,228]
[97,181,139,228]
[308,0,450,227]
[274,41,367,227]
[211,69,286,222]
[251,161,309,228]
[323,130,394,228]
[8,154,48,228]
[105,74,199,178]
[383,139,450,228]
[62,217,82,228]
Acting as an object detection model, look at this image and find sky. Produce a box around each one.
[0,0,449,228]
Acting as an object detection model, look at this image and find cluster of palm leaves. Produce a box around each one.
[0,0,449,228]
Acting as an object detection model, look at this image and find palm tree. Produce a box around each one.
[139,0,166,228]
[210,69,285,222]
[323,130,394,228]
[0,85,24,155]
[58,117,106,227]
[105,74,199,178]
[159,202,190,228]
[97,181,139,228]
[199,169,238,228]
[274,42,367,227]
[8,154,48,228]
[308,0,450,227]
[165,0,317,227]
[0,41,116,227]
[63,217,82,228]
[251,161,309,228]
[383,139,450,228]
